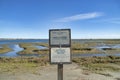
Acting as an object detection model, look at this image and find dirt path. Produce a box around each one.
[0,63,119,80]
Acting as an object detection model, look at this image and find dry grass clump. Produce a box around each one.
[72,56,120,73]
[18,43,49,54]
[72,42,91,48]
[0,56,49,64]
[0,45,12,54]
[18,43,37,54]
[71,42,102,54]
[104,40,120,44]
[0,56,49,73]
[35,42,49,47]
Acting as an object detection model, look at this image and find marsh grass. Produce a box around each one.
[71,42,103,54]
[104,40,120,44]
[34,42,49,47]
[73,56,120,73]
[18,43,49,54]
[103,48,120,54]
[1,41,120,55]
[0,56,49,73]
[71,41,120,54]
[0,45,12,54]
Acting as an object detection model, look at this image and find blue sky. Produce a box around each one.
[0,0,120,39]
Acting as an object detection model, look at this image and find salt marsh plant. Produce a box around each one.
[18,43,49,54]
[0,56,49,73]
[72,56,120,73]
[0,44,12,54]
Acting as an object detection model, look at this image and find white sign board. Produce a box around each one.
[50,48,71,63]
[49,29,70,46]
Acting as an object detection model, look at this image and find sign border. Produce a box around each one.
[49,29,71,47]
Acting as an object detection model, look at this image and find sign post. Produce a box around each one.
[49,29,71,80]
[58,63,63,80]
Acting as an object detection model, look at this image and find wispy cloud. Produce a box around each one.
[54,12,104,22]
[94,18,120,24]
[106,18,120,24]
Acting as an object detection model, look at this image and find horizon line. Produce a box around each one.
[0,38,120,40]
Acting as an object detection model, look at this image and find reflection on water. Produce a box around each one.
[112,44,120,48]
[92,44,120,51]
[35,46,48,49]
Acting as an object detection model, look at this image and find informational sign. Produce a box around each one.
[49,29,71,47]
[49,29,71,64]
[50,48,71,63]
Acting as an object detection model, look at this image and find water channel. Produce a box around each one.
[0,39,120,57]
[0,44,48,57]
[0,44,120,57]
[0,44,23,57]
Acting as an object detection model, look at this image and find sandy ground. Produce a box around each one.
[0,63,120,80]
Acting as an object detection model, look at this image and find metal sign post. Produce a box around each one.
[58,63,63,80]
[49,29,71,80]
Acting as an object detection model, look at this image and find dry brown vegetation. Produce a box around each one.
[18,43,49,54]
[0,45,13,54]
[71,42,102,54]
[73,56,120,73]
[0,56,49,73]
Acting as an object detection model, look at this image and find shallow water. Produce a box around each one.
[92,44,120,52]
[35,46,48,49]
[0,39,48,44]
[0,39,120,57]
[0,44,48,57]
[1,44,120,57]
[0,44,23,57]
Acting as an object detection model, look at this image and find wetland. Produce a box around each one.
[0,39,120,80]
[1,39,120,57]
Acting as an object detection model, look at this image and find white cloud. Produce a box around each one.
[54,12,104,22]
